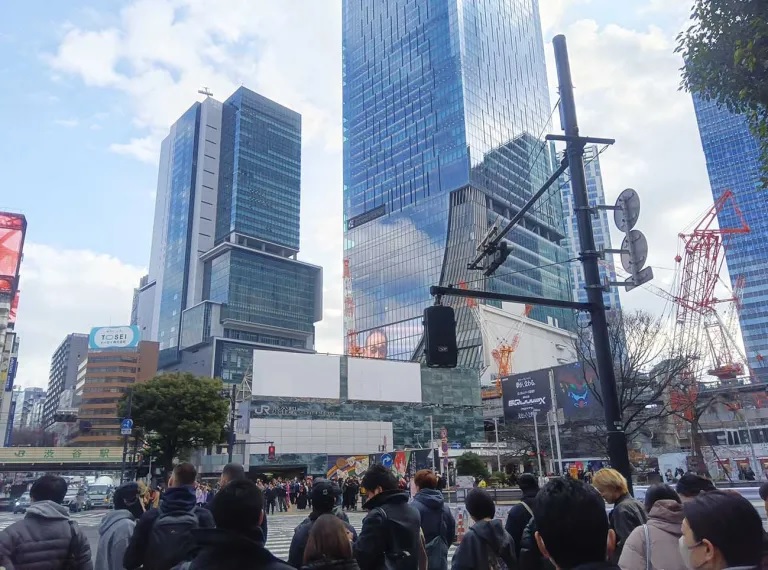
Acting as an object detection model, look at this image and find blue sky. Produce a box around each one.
[1,0,713,388]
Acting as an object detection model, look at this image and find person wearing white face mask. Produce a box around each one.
[679,490,763,570]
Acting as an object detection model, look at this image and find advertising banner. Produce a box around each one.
[326,455,370,478]
[89,326,140,350]
[0,213,25,295]
[501,369,550,420]
[4,399,15,447]
[552,362,602,421]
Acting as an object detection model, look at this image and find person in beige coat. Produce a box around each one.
[619,484,686,570]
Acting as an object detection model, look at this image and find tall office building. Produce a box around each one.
[14,387,46,429]
[42,333,88,428]
[342,0,573,367]
[557,145,621,311]
[692,98,768,380]
[137,87,322,381]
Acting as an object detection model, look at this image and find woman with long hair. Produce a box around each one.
[302,514,360,570]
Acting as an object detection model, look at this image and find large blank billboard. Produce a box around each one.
[347,358,421,403]
[251,351,340,399]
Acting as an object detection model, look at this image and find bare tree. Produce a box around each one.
[575,310,700,451]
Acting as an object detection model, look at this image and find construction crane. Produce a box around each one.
[672,189,750,382]
[477,303,532,400]
[343,259,364,357]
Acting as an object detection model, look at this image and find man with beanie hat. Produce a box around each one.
[96,483,144,570]
[287,479,358,568]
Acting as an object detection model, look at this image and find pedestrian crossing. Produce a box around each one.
[0,510,109,532]
[261,511,458,563]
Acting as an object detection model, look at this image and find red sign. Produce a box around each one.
[268,445,276,461]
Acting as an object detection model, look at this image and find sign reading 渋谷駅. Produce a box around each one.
[89,326,140,351]
[0,447,123,464]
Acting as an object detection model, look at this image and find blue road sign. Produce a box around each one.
[450,442,462,449]
[121,418,133,435]
[381,454,393,468]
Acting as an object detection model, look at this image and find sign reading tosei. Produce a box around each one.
[89,326,140,350]
[501,369,551,421]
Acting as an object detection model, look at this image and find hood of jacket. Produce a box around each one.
[413,489,444,510]
[160,486,197,513]
[99,508,135,535]
[648,499,684,536]
[191,528,277,564]
[363,489,409,510]
[25,499,70,520]
[470,519,512,554]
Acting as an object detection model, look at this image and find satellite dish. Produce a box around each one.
[621,230,648,273]
[615,188,641,232]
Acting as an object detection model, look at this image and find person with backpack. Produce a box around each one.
[289,480,358,568]
[504,474,538,558]
[174,479,292,570]
[204,462,268,543]
[0,474,92,570]
[353,464,423,570]
[411,469,455,570]
[451,488,515,570]
[124,463,215,570]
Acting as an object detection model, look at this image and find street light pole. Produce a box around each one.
[227,384,237,464]
[120,389,133,484]
[553,34,632,488]
[493,417,501,472]
[428,415,435,471]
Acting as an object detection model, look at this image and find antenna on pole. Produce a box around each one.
[198,87,213,98]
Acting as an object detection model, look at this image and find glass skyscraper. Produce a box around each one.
[342,0,573,367]
[692,98,768,381]
[140,87,322,377]
[557,145,621,312]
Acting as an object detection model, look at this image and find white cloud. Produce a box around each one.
[109,134,162,164]
[53,118,79,128]
[13,243,145,389]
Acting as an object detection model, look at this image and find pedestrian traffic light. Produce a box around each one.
[268,445,276,461]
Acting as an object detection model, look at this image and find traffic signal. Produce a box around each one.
[424,305,458,368]
[268,445,276,461]
[483,240,512,277]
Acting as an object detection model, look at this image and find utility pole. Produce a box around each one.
[428,415,436,471]
[227,384,237,463]
[553,34,632,488]
[120,389,133,484]
[493,417,501,472]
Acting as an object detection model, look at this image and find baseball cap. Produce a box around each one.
[311,479,341,509]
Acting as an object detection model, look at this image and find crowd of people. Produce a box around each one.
[0,464,765,570]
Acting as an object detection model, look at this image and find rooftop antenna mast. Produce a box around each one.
[198,87,213,98]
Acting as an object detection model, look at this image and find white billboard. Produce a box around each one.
[88,326,140,350]
[347,358,422,403]
[251,351,340,399]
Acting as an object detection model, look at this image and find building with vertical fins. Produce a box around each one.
[692,98,768,380]
[134,87,323,382]
[556,145,622,312]
[342,0,574,368]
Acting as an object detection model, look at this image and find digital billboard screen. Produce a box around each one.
[501,368,551,421]
[553,362,603,421]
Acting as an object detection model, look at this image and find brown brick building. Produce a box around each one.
[71,340,159,447]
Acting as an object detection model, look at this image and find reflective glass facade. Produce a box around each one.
[217,88,302,251]
[208,248,320,334]
[156,104,201,356]
[692,98,768,380]
[557,145,621,311]
[343,0,573,367]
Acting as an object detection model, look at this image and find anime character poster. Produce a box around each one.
[326,455,369,479]
[406,449,435,479]
[393,451,409,478]
[553,362,602,421]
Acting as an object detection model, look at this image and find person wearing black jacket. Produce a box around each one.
[288,480,358,568]
[203,463,268,543]
[411,469,454,570]
[592,468,646,561]
[519,516,555,570]
[505,473,539,558]
[124,463,215,570]
[174,479,291,570]
[533,477,621,570]
[451,488,515,570]
[353,465,422,570]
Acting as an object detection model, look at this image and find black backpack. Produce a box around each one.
[374,507,420,570]
[145,509,200,570]
[424,512,449,570]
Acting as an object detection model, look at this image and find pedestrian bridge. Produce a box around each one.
[0,447,124,471]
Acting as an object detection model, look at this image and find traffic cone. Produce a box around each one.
[456,510,465,543]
